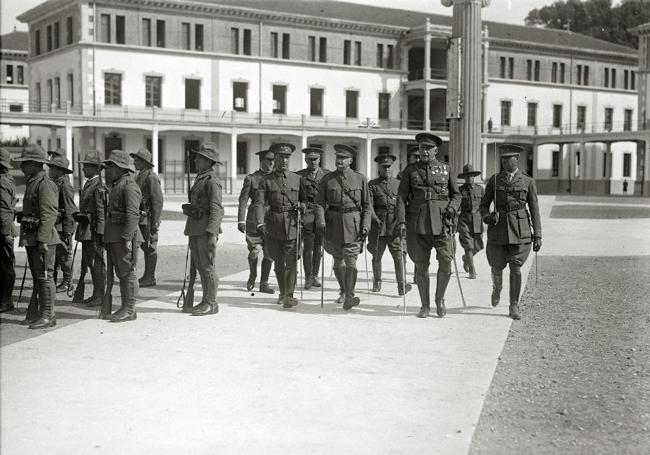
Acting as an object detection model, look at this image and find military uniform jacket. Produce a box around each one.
[254,170,306,241]
[135,167,163,228]
[458,183,485,234]
[314,168,371,244]
[54,175,78,236]
[0,171,16,236]
[368,176,400,237]
[184,168,224,237]
[479,170,542,245]
[238,169,271,234]
[296,167,330,225]
[104,173,144,244]
[396,159,461,236]
[19,170,60,247]
[75,176,106,241]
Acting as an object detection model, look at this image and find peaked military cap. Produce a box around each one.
[102,149,136,172]
[269,143,296,156]
[129,148,154,167]
[0,148,13,169]
[333,143,357,158]
[301,147,323,159]
[375,154,396,167]
[192,142,223,165]
[499,144,525,158]
[79,150,102,165]
[13,143,49,164]
[255,149,275,160]
[47,148,66,158]
[415,133,443,148]
[458,163,481,178]
[48,154,73,174]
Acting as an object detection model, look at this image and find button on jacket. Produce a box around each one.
[104,173,144,244]
[183,168,224,237]
[254,170,306,241]
[238,169,271,235]
[19,170,60,246]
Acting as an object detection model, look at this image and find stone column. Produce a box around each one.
[65,121,73,185]
[442,0,490,177]
[424,19,431,131]
[230,129,238,195]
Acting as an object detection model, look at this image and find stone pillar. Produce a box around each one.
[423,19,431,131]
[230,129,238,195]
[442,0,490,178]
[301,133,308,169]
[65,121,73,185]
[606,142,613,195]
[151,124,159,174]
[365,137,373,178]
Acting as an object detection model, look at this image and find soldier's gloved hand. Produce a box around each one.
[316,223,326,236]
[359,228,369,242]
[444,206,456,220]
[257,224,267,237]
[396,223,407,239]
[237,222,246,234]
[151,224,159,235]
[533,237,542,252]
[207,232,217,250]
[483,212,499,225]
[37,242,48,255]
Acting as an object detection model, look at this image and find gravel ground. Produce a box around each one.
[554,195,650,205]
[470,255,650,454]
[550,205,650,219]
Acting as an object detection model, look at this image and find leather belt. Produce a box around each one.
[269,206,294,213]
[497,204,526,212]
[328,206,360,213]
[414,195,448,202]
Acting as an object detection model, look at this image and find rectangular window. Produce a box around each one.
[623,153,631,177]
[272,32,279,58]
[105,73,121,105]
[526,59,532,81]
[181,23,190,50]
[47,79,53,106]
[54,22,60,48]
[185,79,200,109]
[377,44,384,68]
[54,77,61,108]
[17,66,24,85]
[195,24,203,51]
[310,88,323,116]
[344,40,351,65]
[272,85,286,114]
[145,76,162,108]
[553,104,563,128]
[5,65,13,84]
[35,30,41,55]
[584,65,589,86]
[577,64,582,85]
[281,33,290,59]
[46,24,53,51]
[611,68,616,88]
[500,100,511,126]
[156,20,165,47]
[604,107,613,131]
[115,15,125,44]
[534,60,540,81]
[499,57,506,78]
[346,90,358,118]
[631,71,636,90]
[9,104,23,112]
[307,36,315,61]
[319,37,327,63]
[100,14,110,43]
[386,45,394,69]
[67,73,73,106]
[527,102,537,127]
[577,105,586,130]
[552,150,560,177]
[233,81,247,112]
[551,62,557,83]
[66,16,73,44]
[231,28,239,54]
[624,69,629,90]
[603,152,607,177]
[354,41,362,65]
[35,82,41,111]
[243,29,252,56]
[378,93,390,120]
[624,109,633,131]
[508,57,514,79]
[237,141,248,175]
[142,18,151,46]
[604,68,609,87]
[560,62,566,83]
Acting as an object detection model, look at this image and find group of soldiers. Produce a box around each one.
[0,132,542,328]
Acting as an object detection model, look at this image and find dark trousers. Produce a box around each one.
[26,245,56,320]
[369,234,405,283]
[0,235,16,305]
[267,238,298,298]
[189,234,219,305]
[107,241,140,307]
[139,225,158,274]
[301,222,323,278]
[82,239,106,299]
[54,233,73,282]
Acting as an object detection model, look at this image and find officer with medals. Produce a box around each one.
[0,148,17,313]
[396,133,461,318]
[457,164,485,279]
[237,149,275,294]
[254,143,306,308]
[479,144,542,320]
[296,147,330,290]
[314,144,371,310]
[368,153,411,295]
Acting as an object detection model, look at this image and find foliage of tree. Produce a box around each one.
[525,0,650,48]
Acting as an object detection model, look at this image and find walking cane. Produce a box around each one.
[399,231,407,315]
[450,223,467,308]
[296,207,303,300]
[535,250,539,286]
[363,239,370,295]
[320,226,326,309]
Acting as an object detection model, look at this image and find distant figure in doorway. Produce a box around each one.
[623,179,629,194]
[487,117,493,133]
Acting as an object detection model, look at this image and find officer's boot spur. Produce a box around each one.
[415,267,430,318]
[509,269,522,320]
[247,258,258,291]
[259,258,275,294]
[434,270,451,317]
[491,270,503,307]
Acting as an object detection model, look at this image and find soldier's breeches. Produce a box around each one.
[509,265,522,304]
[458,219,484,255]
[414,261,431,308]
[82,240,106,299]
[55,234,73,280]
[26,246,56,319]
[108,241,140,306]
[325,240,361,259]
[0,235,16,305]
[302,224,323,277]
[486,243,532,271]
[246,233,271,261]
[189,235,219,304]
[406,231,453,264]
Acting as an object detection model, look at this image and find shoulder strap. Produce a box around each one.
[335,173,361,210]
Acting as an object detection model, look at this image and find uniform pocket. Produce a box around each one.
[517,209,531,239]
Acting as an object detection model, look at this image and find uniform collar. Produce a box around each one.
[259,168,272,175]
[27,170,46,183]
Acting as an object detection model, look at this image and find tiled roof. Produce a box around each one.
[0,31,28,52]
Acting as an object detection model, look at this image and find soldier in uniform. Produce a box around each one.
[479,144,542,320]
[47,153,78,293]
[130,149,163,287]
[368,153,411,295]
[102,150,144,322]
[14,144,61,329]
[314,144,371,310]
[397,146,420,284]
[396,133,461,318]
[296,147,330,290]
[237,149,275,294]
[457,164,485,279]
[254,143,306,308]
[74,150,107,307]
[0,148,17,313]
[182,143,224,316]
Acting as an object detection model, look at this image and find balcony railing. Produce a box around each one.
[488,120,643,136]
[408,68,448,81]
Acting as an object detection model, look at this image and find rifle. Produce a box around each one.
[296,206,303,300]
[399,230,407,315]
[72,155,87,302]
[99,249,113,319]
[179,146,196,311]
[67,240,78,298]
[320,225,325,309]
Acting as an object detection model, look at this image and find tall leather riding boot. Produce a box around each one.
[259,258,275,294]
[110,280,128,319]
[491,270,503,307]
[333,266,346,304]
[275,263,285,304]
[22,288,40,325]
[139,254,157,287]
[30,278,56,329]
[467,251,476,279]
[111,279,138,322]
[343,267,360,310]
[193,267,219,316]
[247,258,258,291]
[434,270,451,317]
[283,258,298,308]
[509,270,522,320]
[415,267,430,318]
[91,258,106,300]
[371,255,382,292]
[312,246,322,287]
[394,255,411,296]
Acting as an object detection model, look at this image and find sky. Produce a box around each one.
[0,0,561,35]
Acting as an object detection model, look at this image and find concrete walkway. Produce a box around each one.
[2,195,648,454]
